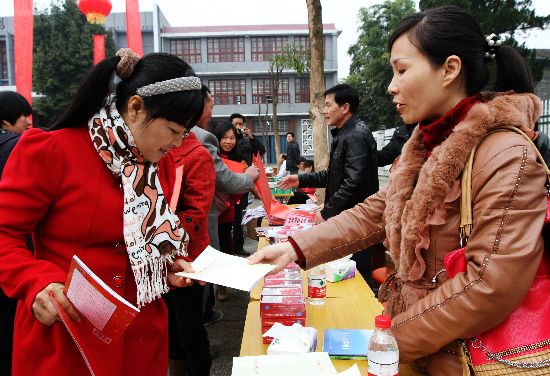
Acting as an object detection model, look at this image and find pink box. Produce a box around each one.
[263,279,302,288]
[260,295,306,316]
[261,287,304,297]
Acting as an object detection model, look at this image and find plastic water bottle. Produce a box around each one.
[368,315,399,376]
[307,265,326,305]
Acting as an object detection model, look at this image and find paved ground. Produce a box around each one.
[206,236,258,376]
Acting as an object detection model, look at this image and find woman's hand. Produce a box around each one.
[277,175,299,189]
[248,242,299,274]
[32,283,81,326]
[168,258,205,288]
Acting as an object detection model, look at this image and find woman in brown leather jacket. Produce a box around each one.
[250,6,547,375]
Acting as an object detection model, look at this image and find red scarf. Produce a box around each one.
[419,93,482,153]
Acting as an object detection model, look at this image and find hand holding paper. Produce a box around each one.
[175,246,276,291]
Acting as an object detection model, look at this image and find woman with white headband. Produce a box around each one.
[0,49,208,375]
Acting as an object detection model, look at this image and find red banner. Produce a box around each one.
[14,0,33,105]
[93,34,105,65]
[125,0,143,56]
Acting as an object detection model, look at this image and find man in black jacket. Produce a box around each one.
[285,131,300,174]
[278,84,378,280]
[377,123,414,167]
[279,84,378,219]
[229,113,266,255]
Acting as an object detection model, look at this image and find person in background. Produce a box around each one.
[251,6,546,374]
[229,113,265,256]
[0,90,32,376]
[296,156,307,174]
[277,153,288,178]
[160,119,215,374]
[212,121,245,301]
[0,91,32,175]
[191,91,259,328]
[376,123,414,167]
[287,159,316,205]
[0,50,203,375]
[285,131,300,175]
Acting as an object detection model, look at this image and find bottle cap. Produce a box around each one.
[375,315,392,329]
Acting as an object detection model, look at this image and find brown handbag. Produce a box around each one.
[445,126,550,375]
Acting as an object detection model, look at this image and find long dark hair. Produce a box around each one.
[213,120,241,162]
[388,5,534,95]
[50,53,205,130]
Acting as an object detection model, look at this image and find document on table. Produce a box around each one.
[175,246,276,291]
[232,352,361,375]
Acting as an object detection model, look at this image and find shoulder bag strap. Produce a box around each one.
[460,126,550,243]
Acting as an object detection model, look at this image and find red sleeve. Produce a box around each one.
[176,146,215,260]
[0,129,67,309]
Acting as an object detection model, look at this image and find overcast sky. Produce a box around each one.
[2,0,549,80]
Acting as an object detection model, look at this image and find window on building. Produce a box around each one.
[294,35,325,58]
[251,36,288,62]
[252,78,289,104]
[256,119,289,133]
[295,77,310,103]
[0,40,8,84]
[209,79,246,105]
[170,39,202,64]
[207,38,245,63]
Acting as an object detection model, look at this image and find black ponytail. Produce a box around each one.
[493,45,534,93]
[50,56,119,130]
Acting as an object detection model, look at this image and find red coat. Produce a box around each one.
[159,132,215,260]
[0,127,185,375]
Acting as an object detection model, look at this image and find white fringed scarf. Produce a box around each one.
[89,99,188,307]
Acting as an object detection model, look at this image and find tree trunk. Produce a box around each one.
[270,69,282,163]
[307,0,328,204]
[258,101,270,161]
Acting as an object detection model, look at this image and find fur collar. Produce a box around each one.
[383,92,542,282]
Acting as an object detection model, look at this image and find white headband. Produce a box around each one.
[136,76,202,97]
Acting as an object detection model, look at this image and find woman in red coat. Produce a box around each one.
[0,49,206,375]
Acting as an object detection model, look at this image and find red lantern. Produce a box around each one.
[78,0,112,25]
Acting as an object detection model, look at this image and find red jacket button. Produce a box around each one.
[114,242,126,254]
[112,275,125,288]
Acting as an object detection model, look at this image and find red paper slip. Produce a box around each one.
[223,158,247,174]
[252,153,273,216]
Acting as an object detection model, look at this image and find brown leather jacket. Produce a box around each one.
[291,92,546,375]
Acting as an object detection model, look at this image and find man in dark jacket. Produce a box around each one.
[278,84,378,280]
[229,113,266,255]
[279,84,378,219]
[377,123,414,167]
[285,131,300,174]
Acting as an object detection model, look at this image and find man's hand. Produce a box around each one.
[32,283,81,326]
[243,127,254,139]
[248,242,298,274]
[168,259,205,288]
[245,165,261,181]
[277,175,299,189]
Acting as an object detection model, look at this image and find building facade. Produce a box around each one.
[159,23,340,163]
[1,7,341,164]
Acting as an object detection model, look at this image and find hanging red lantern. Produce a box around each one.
[78,0,112,25]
